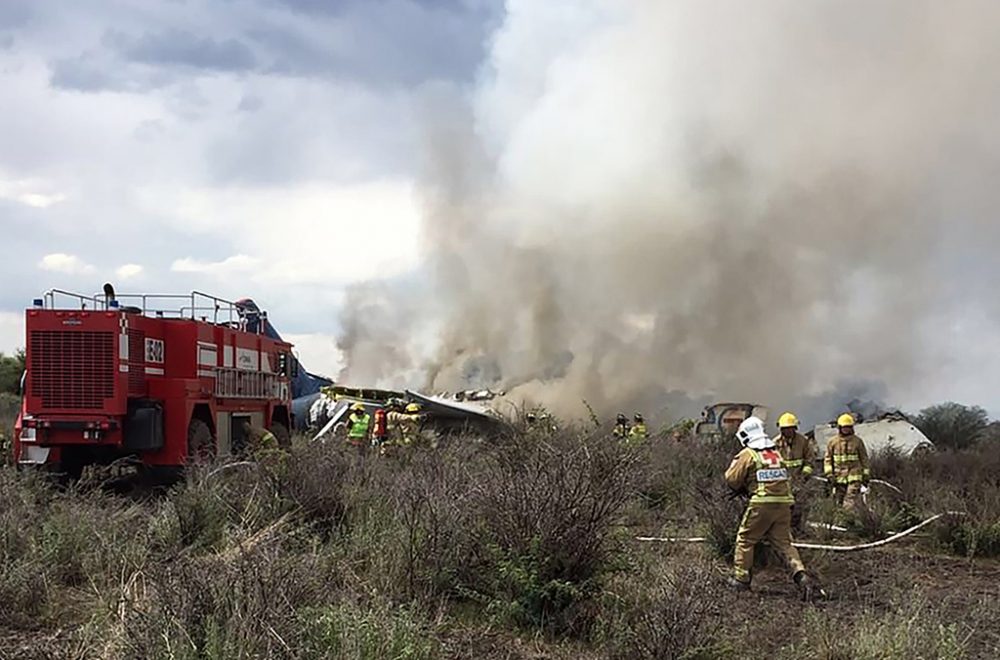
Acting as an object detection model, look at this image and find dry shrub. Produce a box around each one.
[280,441,373,534]
[0,470,153,629]
[0,558,48,628]
[779,596,973,660]
[299,602,440,660]
[639,438,735,515]
[456,429,639,632]
[600,560,732,659]
[380,444,476,602]
[119,548,331,659]
[874,445,1000,557]
[368,428,638,633]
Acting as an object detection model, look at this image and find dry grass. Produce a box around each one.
[1,421,999,659]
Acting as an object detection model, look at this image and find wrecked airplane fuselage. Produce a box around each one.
[692,402,770,441]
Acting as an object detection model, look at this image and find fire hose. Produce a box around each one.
[637,512,966,551]
[637,477,967,552]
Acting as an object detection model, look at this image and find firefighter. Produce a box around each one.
[774,413,815,479]
[628,413,648,443]
[346,403,371,450]
[401,403,424,446]
[774,411,816,531]
[381,399,405,456]
[613,413,630,439]
[725,416,818,599]
[241,421,280,462]
[824,413,870,511]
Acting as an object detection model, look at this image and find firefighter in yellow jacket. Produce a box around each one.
[774,412,815,479]
[774,412,816,531]
[824,413,870,510]
[627,413,648,444]
[725,416,818,598]
[241,421,282,463]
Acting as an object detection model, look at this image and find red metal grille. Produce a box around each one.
[128,329,146,395]
[30,330,116,409]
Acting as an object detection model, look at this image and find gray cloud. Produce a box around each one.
[0,2,33,29]
[49,52,167,92]
[105,28,257,72]
[249,0,501,86]
[237,94,263,113]
[0,0,501,367]
[44,0,500,93]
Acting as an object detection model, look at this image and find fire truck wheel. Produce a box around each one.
[271,422,291,450]
[187,418,216,463]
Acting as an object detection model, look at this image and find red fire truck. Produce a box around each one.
[13,288,296,478]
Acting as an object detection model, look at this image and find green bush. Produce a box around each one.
[916,402,989,450]
[0,350,25,396]
[169,478,229,551]
[454,431,638,632]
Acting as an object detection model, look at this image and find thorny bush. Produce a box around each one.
[375,426,640,633]
[599,558,732,659]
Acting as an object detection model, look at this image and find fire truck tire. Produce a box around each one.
[187,418,216,463]
[271,422,291,450]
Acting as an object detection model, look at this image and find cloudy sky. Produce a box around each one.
[0,0,502,375]
[5,1,1000,420]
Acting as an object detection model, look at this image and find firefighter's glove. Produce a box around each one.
[727,487,749,501]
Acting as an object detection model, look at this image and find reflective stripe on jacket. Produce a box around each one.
[823,434,870,484]
[348,413,371,439]
[725,447,795,505]
[773,432,816,476]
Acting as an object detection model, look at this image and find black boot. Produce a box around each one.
[726,577,750,592]
[793,571,826,602]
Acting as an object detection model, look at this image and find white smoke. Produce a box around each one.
[338,0,1000,423]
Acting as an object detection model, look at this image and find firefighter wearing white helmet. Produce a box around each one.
[824,413,871,511]
[725,416,816,598]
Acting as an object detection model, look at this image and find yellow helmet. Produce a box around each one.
[837,413,855,427]
[778,412,799,429]
[405,403,422,414]
[351,402,365,412]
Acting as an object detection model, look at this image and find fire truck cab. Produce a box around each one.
[13,288,296,478]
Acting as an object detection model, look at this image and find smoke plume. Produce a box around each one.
[337,1,1000,425]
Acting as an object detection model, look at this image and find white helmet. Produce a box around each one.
[736,416,774,450]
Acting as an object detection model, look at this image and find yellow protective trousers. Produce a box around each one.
[733,503,806,584]
[833,482,864,511]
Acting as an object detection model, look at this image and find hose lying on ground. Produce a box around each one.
[636,511,966,552]
[807,522,849,533]
[870,478,904,495]
[790,512,966,552]
[810,476,904,496]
